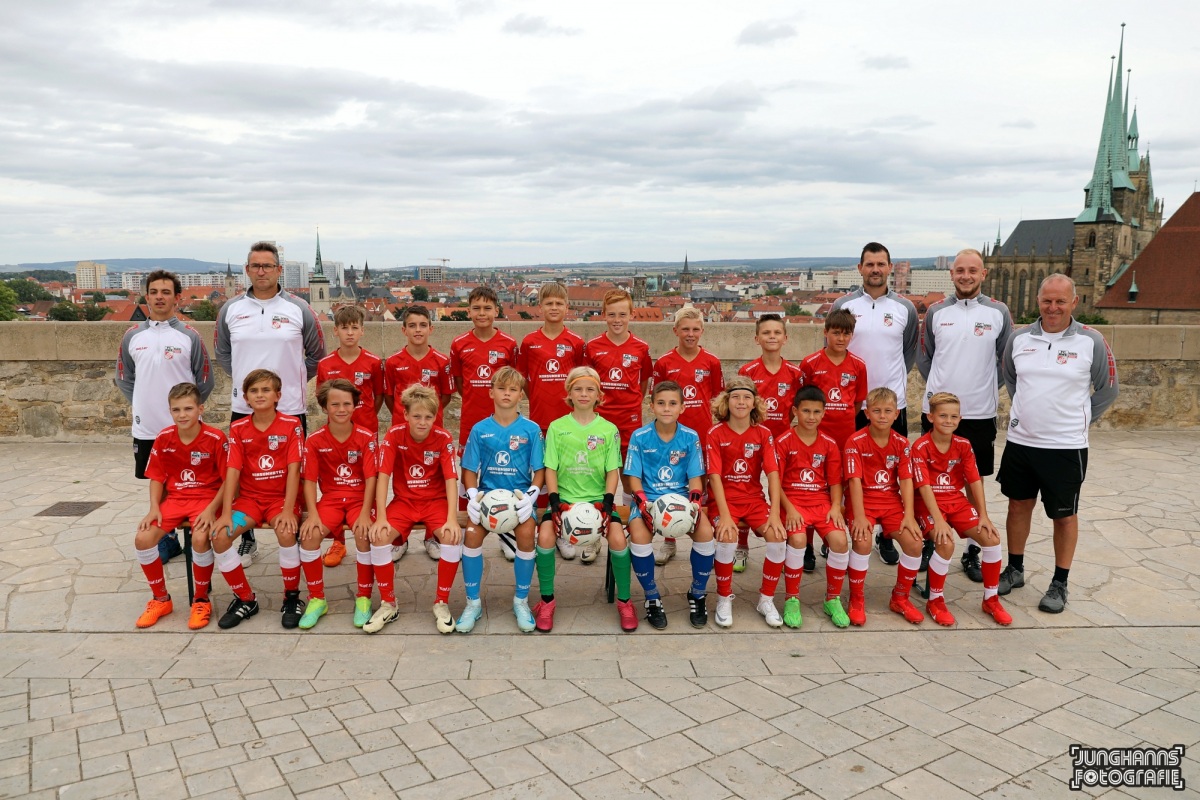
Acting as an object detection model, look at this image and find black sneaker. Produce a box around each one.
[1038,580,1068,613]
[961,544,983,582]
[158,531,183,564]
[218,597,259,629]
[997,565,1025,596]
[919,539,934,572]
[281,591,304,629]
[686,592,708,629]
[820,543,829,559]
[875,532,899,566]
[645,599,667,630]
[237,535,260,569]
[803,543,816,574]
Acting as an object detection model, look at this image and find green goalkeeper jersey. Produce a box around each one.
[544,413,621,503]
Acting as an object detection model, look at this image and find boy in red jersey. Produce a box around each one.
[911,393,1011,626]
[650,306,723,566]
[799,309,869,451]
[383,305,454,560]
[517,282,584,561]
[584,289,653,562]
[298,379,379,630]
[315,305,383,567]
[371,385,462,634]
[775,386,852,629]
[737,313,805,572]
[842,387,923,626]
[212,369,305,630]
[706,377,785,629]
[133,382,227,629]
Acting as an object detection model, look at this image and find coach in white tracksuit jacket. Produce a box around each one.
[995,274,1118,614]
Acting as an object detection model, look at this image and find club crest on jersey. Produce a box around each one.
[622,353,635,367]
[1056,349,1077,364]
[587,435,605,451]
[508,435,527,451]
[423,450,439,466]
[840,373,855,387]
[743,443,760,458]
[885,455,899,468]
[694,369,709,381]
[190,451,204,465]
[812,453,825,467]
[354,371,369,386]
[488,350,504,365]
[267,434,287,451]
[882,313,894,327]
[556,343,569,357]
[777,382,790,396]
[974,322,992,336]
[163,345,182,360]
[948,459,959,469]
[271,315,290,329]
[348,450,360,464]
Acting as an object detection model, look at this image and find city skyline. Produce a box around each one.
[2,2,1197,267]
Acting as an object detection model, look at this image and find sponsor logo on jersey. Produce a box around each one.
[336,464,353,479]
[657,465,674,482]
[799,468,816,484]
[683,385,697,400]
[163,345,182,360]
[258,455,275,470]
[423,450,440,466]
[271,315,290,329]
[828,387,843,402]
[607,367,623,382]
[974,322,992,336]
[765,397,779,412]
[575,451,588,464]
[476,364,492,379]
[732,459,749,475]
[409,465,425,479]
[268,434,287,451]
[180,469,196,483]
[874,469,890,484]
[545,358,560,373]
[495,451,511,466]
[936,473,952,486]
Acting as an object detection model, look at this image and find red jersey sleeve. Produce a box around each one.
[449,342,463,388]
[145,434,169,484]
[854,358,869,408]
[842,437,862,480]
[227,428,245,472]
[824,437,843,486]
[760,429,779,474]
[360,433,379,481]
[377,428,399,475]
[437,432,457,481]
[895,436,913,481]
[639,342,654,387]
[959,439,981,485]
[709,354,725,396]
[302,435,320,483]
[286,423,304,466]
[704,427,724,476]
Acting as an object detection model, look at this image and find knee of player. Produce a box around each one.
[627,517,652,543]
[936,538,955,558]
[132,529,160,550]
[786,532,807,548]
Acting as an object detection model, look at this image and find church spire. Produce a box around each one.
[313,228,325,277]
[1077,26,1130,223]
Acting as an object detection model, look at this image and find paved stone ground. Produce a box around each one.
[1,432,1198,798]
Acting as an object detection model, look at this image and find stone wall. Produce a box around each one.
[1,322,1197,441]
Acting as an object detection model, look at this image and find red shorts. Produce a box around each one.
[788,496,845,541]
[616,423,640,456]
[316,496,370,533]
[386,498,448,542]
[232,496,300,527]
[709,497,769,531]
[157,496,217,532]
[846,500,905,537]
[917,495,980,538]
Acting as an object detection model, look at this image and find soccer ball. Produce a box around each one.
[562,502,605,548]
[651,493,697,538]
[479,489,520,534]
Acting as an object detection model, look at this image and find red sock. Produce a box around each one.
[141,558,167,599]
[982,558,1001,590]
[737,528,749,549]
[193,561,213,601]
[760,558,784,598]
[436,557,460,603]
[301,559,324,600]
[715,559,734,597]
[784,563,803,597]
[281,566,301,594]
[374,563,395,604]
[848,567,867,601]
[332,528,346,544]
[927,566,947,599]
[221,564,255,601]
[826,565,846,601]
[357,561,373,598]
[893,564,918,599]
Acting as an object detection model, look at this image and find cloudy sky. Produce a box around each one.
[1,1,1197,268]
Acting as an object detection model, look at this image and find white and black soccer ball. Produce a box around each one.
[562,502,605,548]
[479,489,520,534]
[651,492,697,538]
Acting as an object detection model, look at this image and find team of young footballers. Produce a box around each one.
[132,283,1012,633]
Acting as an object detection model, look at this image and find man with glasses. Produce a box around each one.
[215,241,325,566]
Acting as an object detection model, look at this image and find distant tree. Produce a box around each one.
[82,303,110,321]
[90,291,106,303]
[0,284,18,321]
[766,288,787,296]
[798,308,813,316]
[108,289,129,297]
[449,310,469,322]
[1017,309,1107,325]
[518,311,533,320]
[12,270,72,282]
[4,278,53,303]
[48,301,83,321]
[189,300,219,321]
[411,286,430,302]
[784,303,803,317]
[136,295,146,304]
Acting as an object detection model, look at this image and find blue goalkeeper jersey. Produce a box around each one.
[623,422,704,500]
[461,414,545,493]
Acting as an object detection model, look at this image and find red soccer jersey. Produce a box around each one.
[910,433,980,497]
[774,428,842,503]
[377,424,457,503]
[652,347,724,446]
[843,428,911,504]
[228,413,304,502]
[302,425,379,502]
[450,330,519,444]
[585,332,654,437]
[738,357,803,439]
[518,327,586,432]
[704,422,779,505]
[318,349,385,432]
[146,424,228,502]
[799,349,869,449]
[383,347,454,429]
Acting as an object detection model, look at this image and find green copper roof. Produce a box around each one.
[1078,25,1140,224]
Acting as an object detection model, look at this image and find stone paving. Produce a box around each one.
[1,432,1199,798]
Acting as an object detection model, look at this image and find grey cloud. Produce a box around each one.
[863,55,910,70]
[737,21,798,46]
[502,14,580,37]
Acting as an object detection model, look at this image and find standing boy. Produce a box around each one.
[316,305,384,567]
